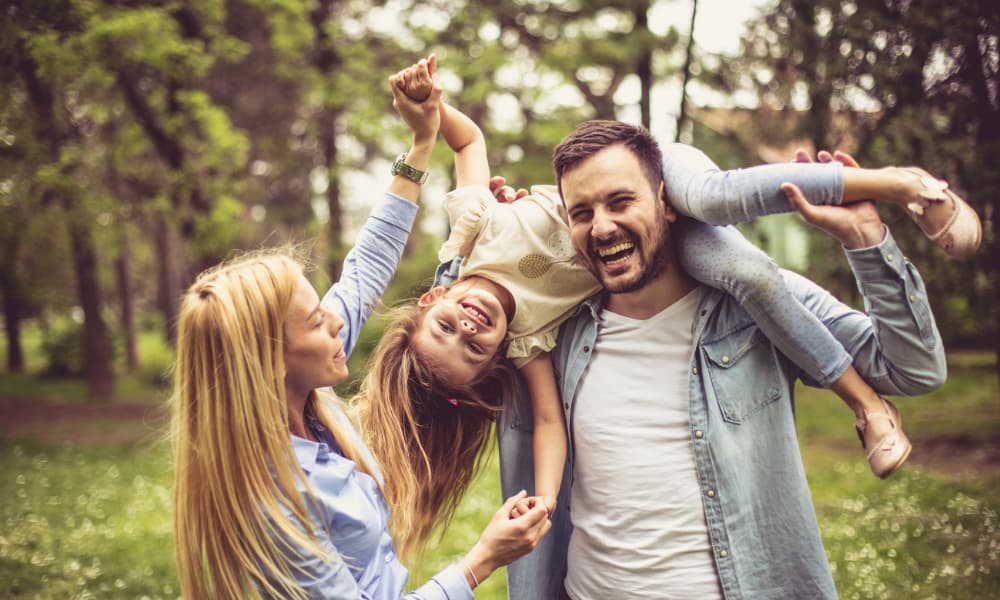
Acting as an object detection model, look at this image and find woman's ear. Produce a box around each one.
[418,286,447,308]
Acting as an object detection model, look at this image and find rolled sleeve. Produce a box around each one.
[323,192,418,358]
[791,227,947,396]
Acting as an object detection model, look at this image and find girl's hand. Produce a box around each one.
[389,70,441,143]
[462,490,551,587]
[489,175,529,203]
[390,55,437,103]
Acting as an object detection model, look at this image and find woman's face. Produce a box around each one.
[283,274,348,400]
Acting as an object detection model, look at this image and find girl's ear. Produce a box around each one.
[418,286,447,308]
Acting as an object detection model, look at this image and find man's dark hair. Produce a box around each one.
[552,120,664,197]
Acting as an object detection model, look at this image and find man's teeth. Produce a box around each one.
[597,242,634,257]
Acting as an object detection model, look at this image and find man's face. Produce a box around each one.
[561,144,678,294]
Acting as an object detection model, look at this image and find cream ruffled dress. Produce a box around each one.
[437,185,601,368]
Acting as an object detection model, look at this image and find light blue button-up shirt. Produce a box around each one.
[268,192,473,600]
[492,229,946,600]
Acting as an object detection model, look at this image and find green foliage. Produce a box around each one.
[39,318,86,379]
[1,441,176,598]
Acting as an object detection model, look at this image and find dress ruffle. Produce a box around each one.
[506,329,559,369]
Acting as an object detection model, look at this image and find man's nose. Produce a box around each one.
[592,209,616,239]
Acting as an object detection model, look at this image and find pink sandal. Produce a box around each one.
[902,167,982,260]
[855,398,912,479]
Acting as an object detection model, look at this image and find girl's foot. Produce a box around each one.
[855,398,912,479]
[899,167,982,259]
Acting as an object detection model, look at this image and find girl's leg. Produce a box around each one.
[662,143,843,224]
[677,219,910,476]
[677,218,850,386]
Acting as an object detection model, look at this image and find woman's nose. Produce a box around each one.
[328,312,344,336]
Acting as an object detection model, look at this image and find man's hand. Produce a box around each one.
[489,175,529,203]
[783,149,886,249]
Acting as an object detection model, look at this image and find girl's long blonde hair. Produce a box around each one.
[354,303,513,560]
[171,250,373,599]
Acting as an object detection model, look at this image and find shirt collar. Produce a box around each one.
[290,434,327,474]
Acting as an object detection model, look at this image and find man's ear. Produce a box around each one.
[418,286,447,308]
[658,180,678,223]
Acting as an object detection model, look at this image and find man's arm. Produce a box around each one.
[781,152,947,395]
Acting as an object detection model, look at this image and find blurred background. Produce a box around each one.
[1,0,997,598]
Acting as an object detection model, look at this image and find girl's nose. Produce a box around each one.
[460,318,477,334]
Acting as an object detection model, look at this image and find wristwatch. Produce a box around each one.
[391,153,429,185]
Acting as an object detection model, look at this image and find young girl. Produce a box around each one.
[362,56,980,527]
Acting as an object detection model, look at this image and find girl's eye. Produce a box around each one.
[438,320,453,333]
[469,343,485,355]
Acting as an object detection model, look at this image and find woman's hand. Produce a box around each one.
[388,58,441,144]
[460,490,551,588]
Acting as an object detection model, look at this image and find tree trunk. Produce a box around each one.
[1,275,25,372]
[676,0,699,142]
[155,210,183,345]
[635,6,653,131]
[67,214,115,400]
[117,227,139,371]
[1,226,26,372]
[319,107,345,282]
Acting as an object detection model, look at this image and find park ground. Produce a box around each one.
[2,352,998,598]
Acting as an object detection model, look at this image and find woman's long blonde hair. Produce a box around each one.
[171,250,373,599]
[354,303,513,560]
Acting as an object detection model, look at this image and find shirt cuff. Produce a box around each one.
[843,225,907,280]
[427,563,474,600]
[370,192,419,234]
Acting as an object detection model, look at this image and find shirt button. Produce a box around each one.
[719,549,729,558]
[564,403,569,409]
[887,254,895,262]
[707,489,716,498]
[694,430,704,439]
[583,345,591,353]
[721,355,730,364]
[385,554,393,563]
[692,367,699,375]
[909,294,917,303]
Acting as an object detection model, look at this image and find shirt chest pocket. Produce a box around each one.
[701,325,782,425]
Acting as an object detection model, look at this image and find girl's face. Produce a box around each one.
[412,279,510,386]
[283,274,348,400]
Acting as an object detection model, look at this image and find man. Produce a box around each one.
[496,121,947,599]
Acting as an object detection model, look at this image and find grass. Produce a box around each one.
[1,352,998,598]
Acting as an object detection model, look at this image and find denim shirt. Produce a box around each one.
[493,229,947,600]
[276,192,473,600]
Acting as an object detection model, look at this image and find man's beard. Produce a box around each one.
[590,213,674,295]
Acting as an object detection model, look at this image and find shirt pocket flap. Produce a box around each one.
[702,325,768,369]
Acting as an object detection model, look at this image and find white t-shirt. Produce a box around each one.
[564,287,723,599]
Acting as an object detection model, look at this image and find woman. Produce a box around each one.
[171,73,550,599]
